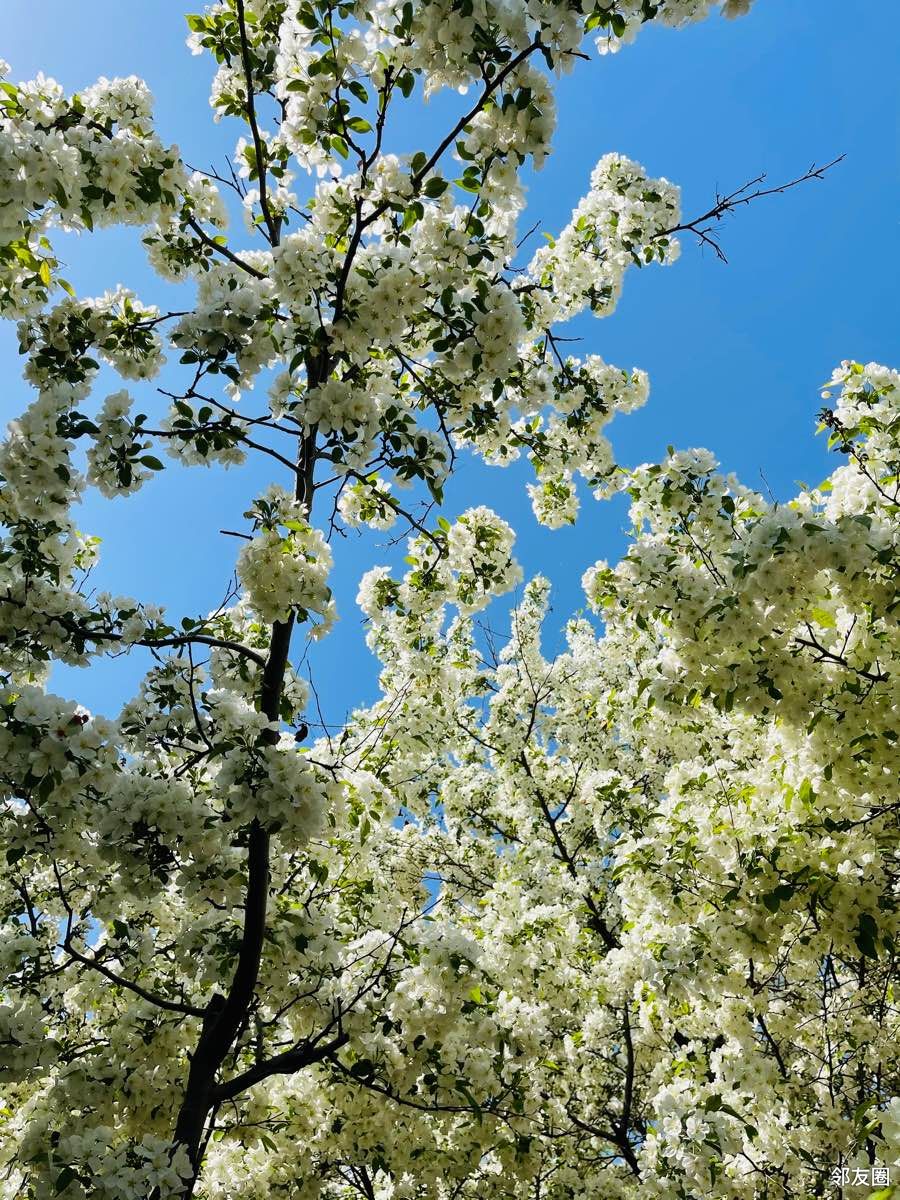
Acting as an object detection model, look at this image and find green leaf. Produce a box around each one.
[55,1167,78,1194]
[809,605,835,629]
[139,456,165,471]
[855,913,878,959]
[454,1079,482,1115]
[349,1057,375,1079]
[762,883,793,913]
[401,201,424,230]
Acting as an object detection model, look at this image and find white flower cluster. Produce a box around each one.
[584,364,900,729]
[446,506,522,615]
[170,258,279,399]
[527,476,580,528]
[354,509,522,730]
[143,171,229,281]
[19,289,165,390]
[518,354,651,525]
[215,732,329,845]
[0,68,187,315]
[0,993,57,1080]
[201,684,333,843]
[529,153,681,321]
[338,476,398,531]
[881,1098,900,1167]
[237,488,335,628]
[14,1128,192,1200]
[0,382,83,522]
[85,390,155,498]
[0,518,102,680]
[594,0,755,56]
[1,288,166,525]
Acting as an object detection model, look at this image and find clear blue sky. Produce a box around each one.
[3,2,897,726]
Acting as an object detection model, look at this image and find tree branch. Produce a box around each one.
[185,215,266,279]
[665,155,845,262]
[235,0,280,244]
[213,1031,349,1102]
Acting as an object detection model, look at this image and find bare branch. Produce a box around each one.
[665,155,846,262]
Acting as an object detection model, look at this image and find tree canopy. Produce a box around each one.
[1,2,898,1198]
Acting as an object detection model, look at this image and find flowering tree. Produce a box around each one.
[1,1,898,1197]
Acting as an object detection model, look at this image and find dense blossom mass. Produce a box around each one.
[1,2,898,1199]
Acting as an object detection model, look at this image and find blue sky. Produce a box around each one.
[2,2,897,727]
